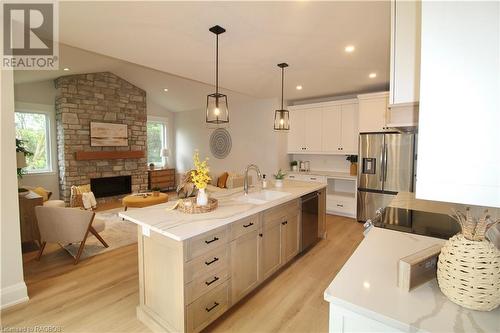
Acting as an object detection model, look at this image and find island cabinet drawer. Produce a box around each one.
[263,199,299,222]
[185,267,229,304]
[230,215,259,240]
[185,246,229,283]
[186,226,229,261]
[186,281,230,333]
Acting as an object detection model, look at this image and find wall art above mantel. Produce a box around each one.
[90,122,128,147]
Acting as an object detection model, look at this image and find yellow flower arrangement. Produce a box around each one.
[191,150,211,190]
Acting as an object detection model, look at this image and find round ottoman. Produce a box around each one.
[122,193,168,210]
[43,200,66,208]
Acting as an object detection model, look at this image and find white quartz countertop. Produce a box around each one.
[119,180,325,241]
[288,170,357,180]
[324,227,500,333]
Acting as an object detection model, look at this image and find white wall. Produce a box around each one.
[175,93,288,182]
[1,70,29,309]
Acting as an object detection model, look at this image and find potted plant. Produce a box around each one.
[191,150,211,206]
[16,139,33,179]
[151,186,161,197]
[273,169,286,188]
[290,160,298,172]
[346,155,358,176]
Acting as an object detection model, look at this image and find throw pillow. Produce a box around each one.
[32,187,50,201]
[217,172,229,188]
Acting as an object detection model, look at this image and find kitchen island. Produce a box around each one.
[120,180,326,333]
[323,227,500,333]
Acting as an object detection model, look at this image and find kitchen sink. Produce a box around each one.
[233,190,292,205]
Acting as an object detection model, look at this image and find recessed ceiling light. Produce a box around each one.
[369,72,377,79]
[63,67,70,71]
[163,88,169,92]
[345,45,355,53]
[296,85,303,90]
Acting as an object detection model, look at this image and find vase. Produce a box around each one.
[196,188,208,206]
[350,162,358,176]
[437,234,500,311]
[275,179,283,188]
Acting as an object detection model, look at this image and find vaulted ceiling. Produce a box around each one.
[15,1,390,111]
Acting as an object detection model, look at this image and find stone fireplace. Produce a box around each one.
[55,72,148,203]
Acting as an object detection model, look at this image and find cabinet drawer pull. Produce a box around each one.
[259,233,263,237]
[205,276,219,286]
[243,222,254,228]
[205,302,219,312]
[310,177,317,180]
[289,175,295,178]
[336,204,344,207]
[205,257,219,266]
[281,221,288,225]
[205,237,219,244]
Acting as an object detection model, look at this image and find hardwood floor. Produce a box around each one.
[1,215,363,333]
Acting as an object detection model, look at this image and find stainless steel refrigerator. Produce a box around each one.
[357,133,416,221]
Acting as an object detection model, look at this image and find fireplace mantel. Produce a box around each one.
[75,150,145,161]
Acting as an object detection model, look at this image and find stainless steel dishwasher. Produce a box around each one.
[300,191,319,252]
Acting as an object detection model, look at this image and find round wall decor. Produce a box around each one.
[210,128,232,159]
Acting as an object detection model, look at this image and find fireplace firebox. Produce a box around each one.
[91,175,132,198]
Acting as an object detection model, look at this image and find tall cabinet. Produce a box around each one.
[388,0,420,127]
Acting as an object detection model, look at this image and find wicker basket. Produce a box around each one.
[437,234,500,311]
[177,197,218,214]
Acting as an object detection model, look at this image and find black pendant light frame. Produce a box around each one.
[206,25,229,124]
[274,63,290,130]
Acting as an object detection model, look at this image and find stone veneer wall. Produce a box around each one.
[54,72,148,202]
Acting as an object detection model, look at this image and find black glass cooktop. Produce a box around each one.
[373,207,461,240]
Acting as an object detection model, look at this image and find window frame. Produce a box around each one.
[147,116,169,167]
[14,108,54,175]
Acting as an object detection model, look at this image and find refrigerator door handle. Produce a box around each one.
[384,143,388,182]
[379,144,385,183]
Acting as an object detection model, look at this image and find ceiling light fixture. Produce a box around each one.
[296,85,303,90]
[163,88,169,92]
[369,72,377,79]
[206,25,229,124]
[345,45,355,53]
[63,67,70,71]
[274,63,290,131]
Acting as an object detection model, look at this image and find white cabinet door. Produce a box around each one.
[390,0,421,105]
[322,106,341,152]
[416,1,500,208]
[358,92,389,133]
[340,103,358,153]
[287,109,306,152]
[305,108,323,152]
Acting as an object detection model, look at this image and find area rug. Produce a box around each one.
[61,208,137,260]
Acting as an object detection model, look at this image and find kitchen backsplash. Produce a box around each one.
[289,154,351,173]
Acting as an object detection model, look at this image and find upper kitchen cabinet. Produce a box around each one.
[388,0,420,128]
[358,92,390,133]
[288,99,358,155]
[416,1,500,208]
[287,107,323,153]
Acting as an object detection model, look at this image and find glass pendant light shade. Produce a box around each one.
[206,25,229,124]
[274,62,290,131]
[206,93,229,124]
[274,109,290,130]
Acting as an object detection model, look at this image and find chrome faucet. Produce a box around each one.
[244,164,262,194]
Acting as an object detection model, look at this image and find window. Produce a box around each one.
[147,117,168,166]
[15,111,51,173]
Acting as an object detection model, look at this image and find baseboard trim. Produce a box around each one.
[1,281,29,310]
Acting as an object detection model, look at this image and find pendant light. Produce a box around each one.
[206,25,229,124]
[274,63,290,130]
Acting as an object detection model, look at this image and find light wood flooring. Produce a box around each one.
[2,214,363,333]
